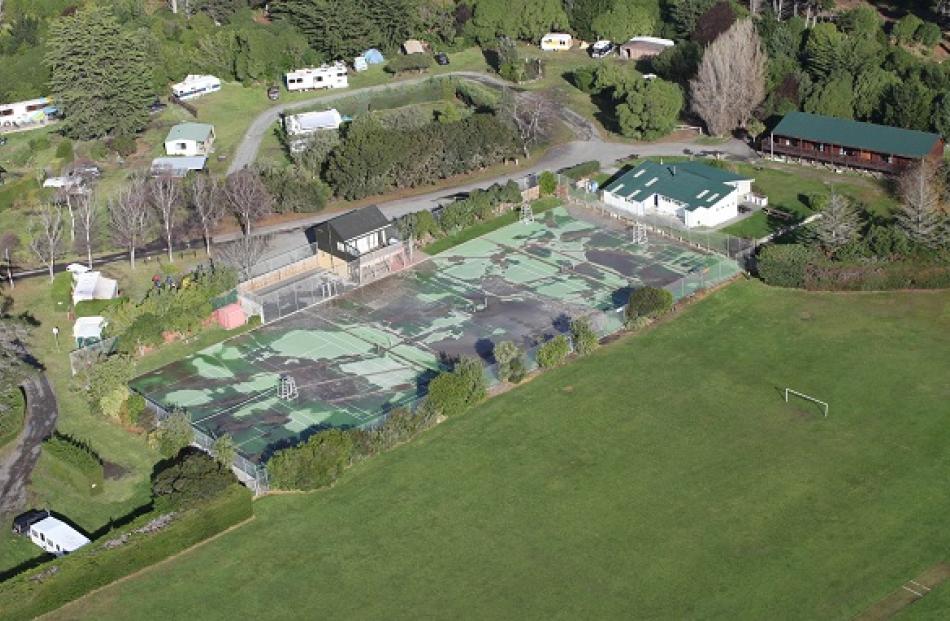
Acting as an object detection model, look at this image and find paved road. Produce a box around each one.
[0,374,58,516]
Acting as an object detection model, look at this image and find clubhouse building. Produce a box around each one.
[601,161,753,228]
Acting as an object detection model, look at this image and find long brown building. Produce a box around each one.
[762,111,944,174]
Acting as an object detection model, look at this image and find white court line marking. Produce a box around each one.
[902,585,923,597]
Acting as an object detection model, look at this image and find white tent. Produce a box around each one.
[72,271,118,305]
[29,516,90,555]
[73,316,107,345]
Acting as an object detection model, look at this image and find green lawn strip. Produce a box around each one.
[0,387,25,450]
[0,527,46,579]
[46,282,950,620]
[423,197,562,255]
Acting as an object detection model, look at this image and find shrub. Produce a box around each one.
[626,287,673,320]
[0,485,252,620]
[570,318,599,356]
[111,134,137,156]
[55,139,74,163]
[152,448,238,508]
[385,53,433,74]
[892,14,922,44]
[78,354,133,409]
[28,135,50,151]
[916,22,941,47]
[99,386,130,422]
[561,160,600,180]
[571,65,599,93]
[118,311,164,354]
[268,429,354,490]
[539,171,557,196]
[89,141,109,160]
[155,411,193,458]
[537,334,570,369]
[424,357,486,417]
[494,340,523,383]
[211,434,236,468]
[350,406,437,459]
[756,244,820,288]
[126,393,148,427]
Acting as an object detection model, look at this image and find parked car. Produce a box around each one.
[148,99,167,114]
[589,40,615,58]
[267,85,280,101]
[434,52,450,66]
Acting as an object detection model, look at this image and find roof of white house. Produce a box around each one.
[287,62,346,76]
[150,156,208,176]
[66,263,91,276]
[30,517,90,552]
[625,36,675,47]
[286,109,343,133]
[603,161,750,212]
[43,176,80,189]
[403,39,426,55]
[73,316,107,340]
[165,123,214,143]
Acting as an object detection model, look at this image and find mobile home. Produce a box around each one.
[28,516,90,556]
[540,33,573,51]
[285,62,348,92]
[171,75,222,101]
[0,97,58,131]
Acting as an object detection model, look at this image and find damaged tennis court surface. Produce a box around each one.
[130,206,740,463]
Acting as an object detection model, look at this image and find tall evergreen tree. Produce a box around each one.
[45,7,154,140]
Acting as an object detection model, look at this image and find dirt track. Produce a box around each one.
[0,374,58,516]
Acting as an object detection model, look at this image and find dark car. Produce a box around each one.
[267,85,280,101]
[148,99,167,114]
[434,52,450,66]
[589,40,615,59]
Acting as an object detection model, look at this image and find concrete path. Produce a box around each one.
[0,375,58,516]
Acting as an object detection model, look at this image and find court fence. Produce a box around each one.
[141,395,270,494]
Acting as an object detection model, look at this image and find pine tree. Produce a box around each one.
[45,7,154,140]
[813,189,862,252]
[897,162,946,249]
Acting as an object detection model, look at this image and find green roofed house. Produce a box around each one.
[601,161,754,228]
[762,111,944,174]
[164,122,215,157]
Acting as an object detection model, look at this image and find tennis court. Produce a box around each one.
[131,206,739,463]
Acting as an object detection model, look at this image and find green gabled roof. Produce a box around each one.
[772,112,941,158]
[165,122,214,143]
[602,161,751,211]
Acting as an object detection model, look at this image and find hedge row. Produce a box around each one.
[559,160,600,180]
[0,484,252,621]
[74,297,128,318]
[756,244,950,291]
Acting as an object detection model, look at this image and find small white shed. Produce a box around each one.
[164,123,216,157]
[541,33,573,51]
[29,516,90,556]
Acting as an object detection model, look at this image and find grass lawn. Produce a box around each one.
[423,197,562,255]
[722,162,897,239]
[47,281,950,620]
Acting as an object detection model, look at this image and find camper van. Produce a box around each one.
[540,33,573,51]
[285,62,349,92]
[0,97,58,131]
[171,75,222,101]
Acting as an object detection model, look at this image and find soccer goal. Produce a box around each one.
[784,388,828,417]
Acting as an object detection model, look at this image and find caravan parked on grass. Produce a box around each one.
[540,33,573,51]
[171,75,222,101]
[285,62,348,92]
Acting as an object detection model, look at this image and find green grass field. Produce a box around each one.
[46,281,950,620]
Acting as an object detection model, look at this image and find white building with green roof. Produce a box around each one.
[164,122,215,157]
[601,161,753,228]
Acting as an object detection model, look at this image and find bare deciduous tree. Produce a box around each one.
[225,169,273,237]
[897,161,946,249]
[813,189,862,252]
[501,88,553,160]
[108,178,151,269]
[216,234,272,281]
[690,19,766,137]
[0,232,20,289]
[148,173,183,262]
[74,190,98,269]
[28,205,65,282]
[56,186,77,242]
[189,175,225,257]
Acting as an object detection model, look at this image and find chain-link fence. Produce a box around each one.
[243,242,321,280]
[248,271,347,324]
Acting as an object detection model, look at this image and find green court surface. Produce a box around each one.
[131,206,737,462]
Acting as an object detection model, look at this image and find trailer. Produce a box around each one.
[285,62,348,92]
[171,75,222,101]
[0,97,59,132]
